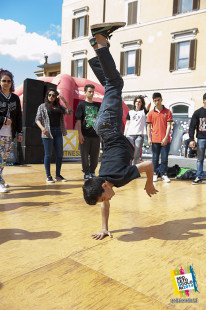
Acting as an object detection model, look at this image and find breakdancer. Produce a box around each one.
[83,22,158,239]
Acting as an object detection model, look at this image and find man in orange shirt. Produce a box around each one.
[147,92,173,183]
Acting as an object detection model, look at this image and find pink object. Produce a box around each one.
[14,74,129,130]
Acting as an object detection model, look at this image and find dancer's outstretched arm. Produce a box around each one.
[92,201,113,240]
[137,161,158,197]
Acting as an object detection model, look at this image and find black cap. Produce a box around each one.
[203,93,206,100]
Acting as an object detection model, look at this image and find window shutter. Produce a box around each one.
[128,2,132,25]
[132,1,137,24]
[71,60,75,76]
[189,39,197,70]
[128,1,137,25]
[83,59,87,78]
[135,49,141,76]
[193,0,200,10]
[169,43,176,72]
[84,15,89,36]
[173,0,179,15]
[72,19,76,39]
[120,52,125,76]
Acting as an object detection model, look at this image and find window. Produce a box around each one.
[120,40,142,76]
[76,17,84,37]
[71,59,87,78]
[177,41,190,69]
[127,1,138,25]
[180,0,193,13]
[72,7,89,39]
[173,0,200,15]
[172,104,189,118]
[126,51,135,74]
[120,49,141,76]
[170,29,197,72]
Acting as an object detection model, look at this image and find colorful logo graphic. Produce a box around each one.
[171,265,199,297]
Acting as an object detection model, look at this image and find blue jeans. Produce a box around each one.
[42,127,63,177]
[152,143,170,176]
[196,139,206,179]
[89,47,124,140]
[126,135,144,164]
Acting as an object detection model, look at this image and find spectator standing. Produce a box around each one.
[35,88,73,183]
[75,84,100,180]
[182,132,192,158]
[0,69,22,193]
[124,95,151,164]
[189,93,206,184]
[147,92,173,183]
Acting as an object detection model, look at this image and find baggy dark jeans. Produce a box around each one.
[88,47,124,139]
[79,136,100,175]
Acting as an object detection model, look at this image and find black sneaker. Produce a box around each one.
[46,176,55,183]
[192,177,202,185]
[55,175,67,182]
[91,22,126,39]
[84,174,90,180]
[90,173,96,178]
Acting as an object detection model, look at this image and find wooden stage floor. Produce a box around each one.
[0,162,205,310]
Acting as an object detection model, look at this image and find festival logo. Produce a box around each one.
[171,265,199,297]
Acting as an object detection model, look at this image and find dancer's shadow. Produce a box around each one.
[0,190,70,200]
[111,217,206,242]
[0,201,51,212]
[0,228,61,245]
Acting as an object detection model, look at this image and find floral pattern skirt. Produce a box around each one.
[0,136,13,180]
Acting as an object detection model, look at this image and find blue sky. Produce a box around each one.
[0,0,63,88]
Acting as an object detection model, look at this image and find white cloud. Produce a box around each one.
[44,24,62,39]
[0,19,61,63]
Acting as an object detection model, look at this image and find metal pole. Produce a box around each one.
[103,0,106,22]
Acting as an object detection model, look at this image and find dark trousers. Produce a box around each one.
[88,47,124,140]
[79,136,100,175]
[152,143,170,176]
[42,127,63,177]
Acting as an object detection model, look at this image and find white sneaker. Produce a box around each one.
[153,174,158,182]
[0,179,9,188]
[0,183,9,193]
[161,175,171,183]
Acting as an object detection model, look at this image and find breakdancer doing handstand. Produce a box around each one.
[83,22,158,240]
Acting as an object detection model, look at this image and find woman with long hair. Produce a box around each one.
[36,88,73,183]
[124,95,151,164]
[0,69,22,193]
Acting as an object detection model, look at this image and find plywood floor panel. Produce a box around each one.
[0,163,204,309]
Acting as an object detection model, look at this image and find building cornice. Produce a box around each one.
[122,8,206,32]
[122,86,206,97]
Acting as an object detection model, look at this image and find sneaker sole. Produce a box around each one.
[55,179,67,182]
[91,22,126,30]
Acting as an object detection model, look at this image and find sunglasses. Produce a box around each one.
[48,94,56,97]
[1,80,11,83]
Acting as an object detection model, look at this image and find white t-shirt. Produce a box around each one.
[126,109,147,135]
[0,92,12,137]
